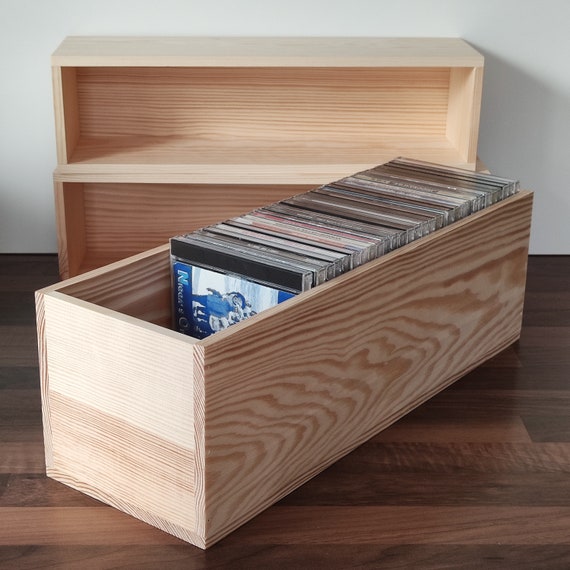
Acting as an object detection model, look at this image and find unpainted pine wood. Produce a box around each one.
[53,244,173,326]
[199,192,533,545]
[52,36,484,68]
[75,67,449,139]
[52,67,80,164]
[446,66,484,164]
[48,392,197,537]
[37,276,200,543]
[61,65,475,174]
[53,180,86,279]
[50,37,485,279]
[41,292,196,449]
[51,37,484,189]
[36,193,531,548]
[79,182,312,269]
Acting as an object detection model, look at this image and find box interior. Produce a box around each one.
[57,245,174,329]
[60,66,480,171]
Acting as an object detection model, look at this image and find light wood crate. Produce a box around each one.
[51,36,484,277]
[36,190,533,549]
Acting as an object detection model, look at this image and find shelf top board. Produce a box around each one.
[52,36,483,68]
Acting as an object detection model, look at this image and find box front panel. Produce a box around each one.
[41,293,198,539]
[200,192,533,546]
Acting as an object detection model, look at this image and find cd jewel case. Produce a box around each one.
[170,157,519,338]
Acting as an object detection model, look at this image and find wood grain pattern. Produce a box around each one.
[55,181,312,275]
[199,191,532,545]
[2,251,570,567]
[35,191,532,548]
[75,67,450,139]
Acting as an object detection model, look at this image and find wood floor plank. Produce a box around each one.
[0,474,103,507]
[328,442,570,474]
[0,443,46,474]
[522,415,570,443]
[453,364,570,391]
[228,505,570,545]
[1,544,569,570]
[0,507,183,546]
[0,367,40,390]
[0,327,39,368]
[371,416,533,443]
[0,390,42,427]
[525,256,570,292]
[406,389,570,419]
[522,291,570,327]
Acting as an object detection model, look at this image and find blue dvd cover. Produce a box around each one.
[173,260,296,339]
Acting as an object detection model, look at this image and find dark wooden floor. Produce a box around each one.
[1,254,569,569]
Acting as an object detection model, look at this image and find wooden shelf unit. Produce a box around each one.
[51,36,484,277]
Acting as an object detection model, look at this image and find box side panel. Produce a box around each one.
[42,293,199,541]
[201,191,533,546]
[55,244,173,327]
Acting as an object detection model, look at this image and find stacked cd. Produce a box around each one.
[171,157,519,338]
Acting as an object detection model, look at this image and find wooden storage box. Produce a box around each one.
[36,190,533,549]
[51,36,484,277]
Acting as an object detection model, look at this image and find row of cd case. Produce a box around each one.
[171,157,519,339]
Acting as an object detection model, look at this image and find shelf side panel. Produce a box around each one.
[446,66,484,164]
[54,180,86,279]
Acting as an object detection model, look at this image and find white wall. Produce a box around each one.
[0,0,568,254]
